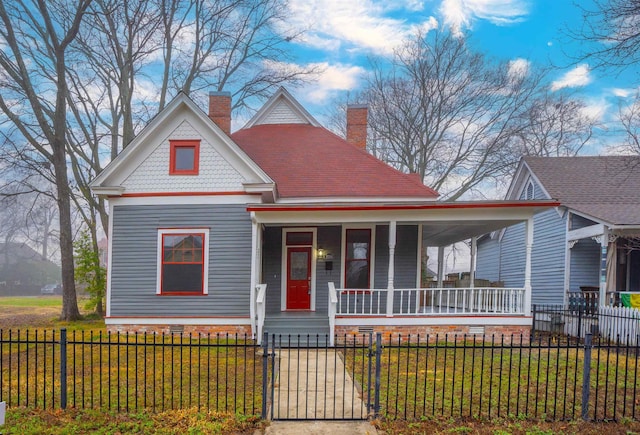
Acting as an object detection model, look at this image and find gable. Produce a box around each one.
[243,87,320,129]
[90,93,273,197]
[121,120,245,193]
[256,98,308,125]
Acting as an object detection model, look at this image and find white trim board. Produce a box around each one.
[335,316,532,326]
[105,317,251,325]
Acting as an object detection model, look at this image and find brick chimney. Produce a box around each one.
[346,104,368,150]
[208,91,231,135]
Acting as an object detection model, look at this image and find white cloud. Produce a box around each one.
[550,64,592,91]
[263,60,366,104]
[439,0,530,35]
[611,87,635,98]
[508,58,530,78]
[580,98,608,122]
[283,0,438,55]
[308,63,367,103]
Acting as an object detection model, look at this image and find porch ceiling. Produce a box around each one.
[422,219,521,246]
[250,200,560,247]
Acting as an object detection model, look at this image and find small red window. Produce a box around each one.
[170,140,200,175]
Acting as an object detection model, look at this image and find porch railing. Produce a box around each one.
[255,284,267,344]
[566,291,619,312]
[332,286,526,316]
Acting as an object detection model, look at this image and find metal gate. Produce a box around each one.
[261,333,379,421]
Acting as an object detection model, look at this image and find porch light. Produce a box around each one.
[317,248,325,259]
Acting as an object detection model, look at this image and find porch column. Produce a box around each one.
[599,227,608,307]
[524,218,533,316]
[437,246,444,287]
[386,220,396,317]
[249,217,259,336]
[469,237,477,289]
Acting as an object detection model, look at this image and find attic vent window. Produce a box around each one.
[170,140,200,175]
[525,181,534,200]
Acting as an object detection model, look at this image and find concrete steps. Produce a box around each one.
[263,314,330,347]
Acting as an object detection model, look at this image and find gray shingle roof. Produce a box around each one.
[523,156,640,225]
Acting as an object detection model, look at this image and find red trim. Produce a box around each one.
[160,232,205,295]
[157,292,207,296]
[169,140,200,175]
[344,228,371,289]
[247,201,561,212]
[118,191,258,198]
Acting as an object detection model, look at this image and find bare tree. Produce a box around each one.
[619,91,640,154]
[66,0,316,236]
[363,29,542,200]
[514,91,598,157]
[0,0,91,320]
[570,0,640,71]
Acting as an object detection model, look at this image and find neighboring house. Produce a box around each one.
[90,88,557,342]
[0,242,61,296]
[476,156,640,308]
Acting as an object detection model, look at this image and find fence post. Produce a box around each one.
[374,333,382,417]
[581,332,593,421]
[261,331,269,420]
[60,328,67,410]
[532,304,537,338]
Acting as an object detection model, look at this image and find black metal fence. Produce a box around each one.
[0,329,263,414]
[2,329,640,422]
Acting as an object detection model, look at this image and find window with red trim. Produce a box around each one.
[344,229,371,289]
[161,233,205,294]
[169,140,200,175]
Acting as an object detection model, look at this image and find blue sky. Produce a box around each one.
[274,0,639,148]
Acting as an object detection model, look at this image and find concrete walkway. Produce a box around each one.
[271,349,370,420]
[261,421,379,434]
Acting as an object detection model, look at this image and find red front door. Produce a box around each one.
[286,246,311,309]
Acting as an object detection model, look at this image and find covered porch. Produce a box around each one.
[248,201,556,344]
[564,215,640,310]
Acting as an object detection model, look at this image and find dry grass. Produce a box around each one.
[345,337,640,422]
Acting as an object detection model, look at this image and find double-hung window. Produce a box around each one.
[344,228,372,289]
[157,228,209,295]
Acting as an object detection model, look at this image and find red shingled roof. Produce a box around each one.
[231,124,439,199]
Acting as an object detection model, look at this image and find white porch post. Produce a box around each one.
[386,220,397,317]
[469,237,477,289]
[437,246,444,288]
[524,218,533,316]
[599,227,608,307]
[249,217,259,337]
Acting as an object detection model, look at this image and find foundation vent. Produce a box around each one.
[468,326,485,335]
[169,325,185,335]
[358,326,374,334]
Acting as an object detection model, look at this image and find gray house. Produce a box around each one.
[476,156,640,308]
[90,88,556,343]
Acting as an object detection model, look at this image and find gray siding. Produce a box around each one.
[571,214,598,230]
[262,227,282,315]
[477,177,567,305]
[262,226,342,315]
[530,208,566,304]
[476,236,500,282]
[110,204,252,317]
[569,238,599,292]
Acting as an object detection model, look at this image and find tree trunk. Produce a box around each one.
[53,145,81,321]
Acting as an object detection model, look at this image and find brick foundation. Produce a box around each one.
[334,324,530,345]
[106,324,252,337]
